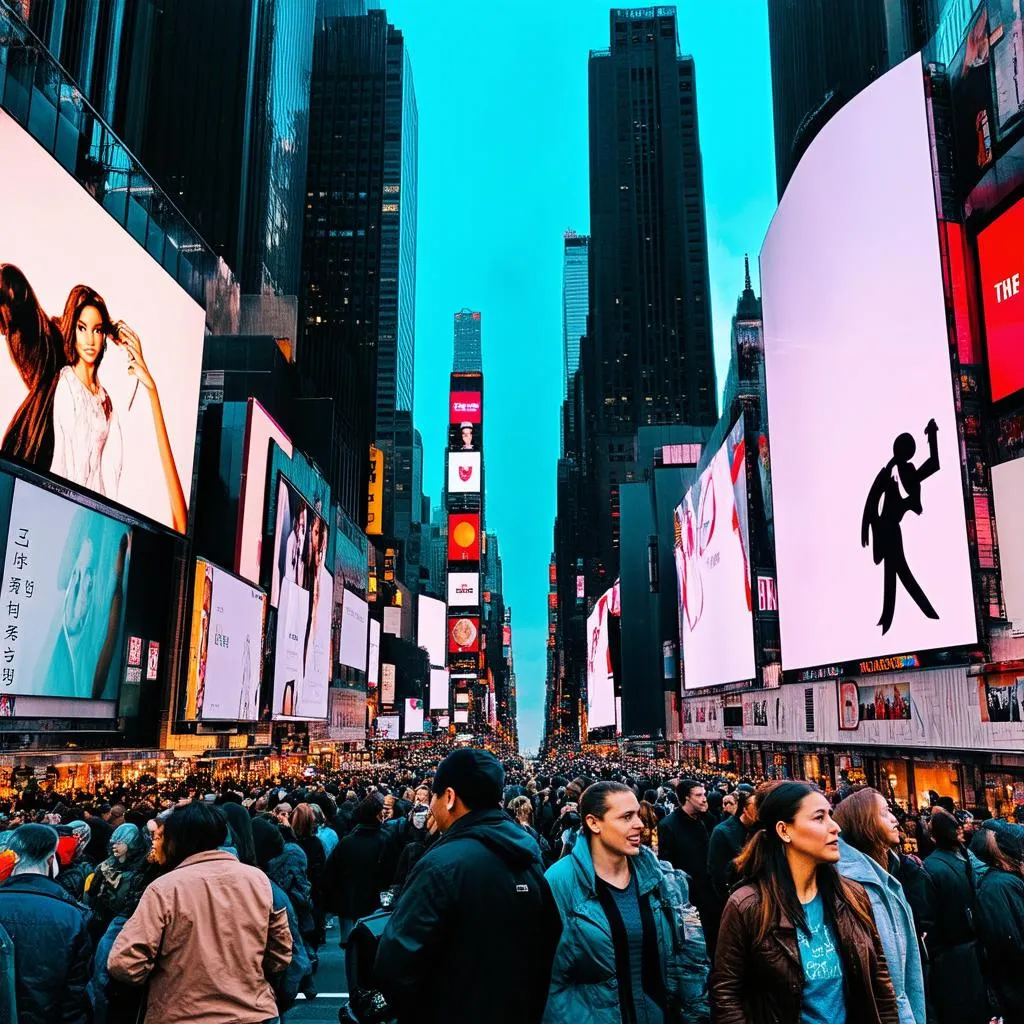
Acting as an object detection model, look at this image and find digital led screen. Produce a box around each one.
[184,559,265,721]
[449,392,482,423]
[367,618,381,686]
[236,399,293,585]
[447,451,481,494]
[448,615,480,654]
[404,697,424,734]
[383,605,402,637]
[367,445,384,536]
[448,514,481,562]
[339,589,368,672]
[271,476,331,719]
[675,417,755,690]
[447,572,479,607]
[375,714,399,740]
[429,667,450,711]
[586,586,616,730]
[0,109,204,533]
[417,595,446,667]
[993,457,1024,625]
[761,54,977,671]
[977,193,1024,402]
[0,477,130,701]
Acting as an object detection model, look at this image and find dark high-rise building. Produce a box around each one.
[584,7,716,580]
[302,8,416,534]
[453,309,482,372]
[767,0,945,199]
[562,234,589,396]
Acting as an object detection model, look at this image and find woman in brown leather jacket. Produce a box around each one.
[711,781,900,1024]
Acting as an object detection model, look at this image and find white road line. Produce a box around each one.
[295,992,348,999]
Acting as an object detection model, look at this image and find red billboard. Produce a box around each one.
[448,513,481,561]
[978,194,1024,401]
[449,392,482,423]
[448,615,480,653]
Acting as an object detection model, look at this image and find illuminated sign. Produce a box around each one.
[978,194,1024,401]
[447,572,479,607]
[448,616,480,654]
[447,451,481,493]
[857,654,920,674]
[449,392,482,423]
[367,446,384,536]
[448,514,481,562]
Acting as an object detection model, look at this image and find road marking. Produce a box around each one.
[295,993,348,999]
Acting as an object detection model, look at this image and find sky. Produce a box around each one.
[385,0,779,753]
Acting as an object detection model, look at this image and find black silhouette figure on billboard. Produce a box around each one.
[861,419,941,634]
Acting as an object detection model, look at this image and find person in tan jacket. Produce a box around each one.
[108,802,292,1024]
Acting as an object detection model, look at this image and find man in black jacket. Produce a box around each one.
[375,749,562,1024]
[0,824,92,1024]
[657,779,718,958]
[707,786,757,904]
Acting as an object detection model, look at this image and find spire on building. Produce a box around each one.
[736,252,761,321]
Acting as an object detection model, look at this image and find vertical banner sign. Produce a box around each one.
[367,446,384,536]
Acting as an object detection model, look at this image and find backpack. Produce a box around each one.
[344,905,396,1024]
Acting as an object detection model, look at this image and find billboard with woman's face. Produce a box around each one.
[0,109,206,533]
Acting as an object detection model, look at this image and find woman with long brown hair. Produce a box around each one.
[712,781,899,1024]
[832,789,926,1024]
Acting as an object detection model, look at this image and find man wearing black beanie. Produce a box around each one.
[374,748,562,1024]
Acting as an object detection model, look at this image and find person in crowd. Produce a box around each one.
[637,800,660,854]
[0,824,92,1024]
[543,780,710,1024]
[375,748,563,1024]
[393,808,440,889]
[108,802,292,1024]
[705,789,726,830]
[707,787,757,909]
[712,781,899,1024]
[832,788,926,1024]
[220,801,257,866]
[290,803,327,950]
[509,793,553,863]
[55,819,94,902]
[972,820,1024,1024]
[86,821,150,940]
[917,808,990,1024]
[658,780,717,958]
[722,793,738,817]
[323,794,393,943]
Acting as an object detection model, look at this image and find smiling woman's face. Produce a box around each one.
[74,305,105,366]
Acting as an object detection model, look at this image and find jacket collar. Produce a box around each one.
[177,850,240,870]
[0,871,64,894]
[569,830,662,898]
[838,836,901,896]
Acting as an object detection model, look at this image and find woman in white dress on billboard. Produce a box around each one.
[50,285,187,532]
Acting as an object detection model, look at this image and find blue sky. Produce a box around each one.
[386,0,778,752]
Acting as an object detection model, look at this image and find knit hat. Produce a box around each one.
[432,749,504,811]
[994,820,1024,862]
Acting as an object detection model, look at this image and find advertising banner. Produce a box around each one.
[375,714,399,740]
[453,708,469,724]
[449,392,482,423]
[339,590,368,672]
[328,687,366,742]
[417,595,447,667]
[184,559,265,721]
[367,445,384,536]
[0,477,130,700]
[447,451,481,494]
[448,615,480,654]
[761,54,977,671]
[383,605,402,637]
[271,475,331,719]
[586,586,616,730]
[236,400,293,584]
[447,572,479,607]
[429,667,450,711]
[367,618,381,686]
[448,514,481,562]
[0,109,204,533]
[404,697,424,734]
[381,663,395,705]
[993,457,1024,624]
[977,194,1024,401]
[674,417,755,690]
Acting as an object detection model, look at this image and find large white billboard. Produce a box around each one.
[761,54,977,671]
[417,595,446,668]
[404,697,424,734]
[447,572,479,607]
[586,585,616,730]
[993,458,1024,626]
[447,451,481,493]
[339,590,368,672]
[0,109,204,533]
[429,667,450,711]
[185,559,266,721]
[675,418,755,689]
[367,618,381,687]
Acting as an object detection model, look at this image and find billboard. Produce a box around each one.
[383,605,402,637]
[760,54,977,671]
[674,418,755,690]
[449,421,480,452]
[447,572,479,607]
[339,590,368,672]
[449,391,482,423]
[184,559,265,721]
[448,514,481,562]
[977,194,1024,402]
[404,697,424,734]
[367,618,381,687]
[381,663,395,705]
[993,457,1024,624]
[271,477,331,719]
[429,667,450,711]
[447,451,481,494]
[375,714,399,740]
[454,708,469,724]
[0,109,204,533]
[417,596,446,667]
[236,400,293,585]
[449,615,480,654]
[0,477,130,701]
[586,586,617,730]
[367,445,384,536]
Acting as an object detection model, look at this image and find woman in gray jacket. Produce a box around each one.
[833,788,926,1024]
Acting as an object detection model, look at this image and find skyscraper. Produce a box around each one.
[562,233,589,394]
[453,309,482,372]
[584,6,717,578]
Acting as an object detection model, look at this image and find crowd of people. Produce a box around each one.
[0,752,1019,1023]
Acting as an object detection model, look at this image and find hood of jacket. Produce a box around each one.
[441,808,542,871]
[838,836,904,897]
[565,827,664,899]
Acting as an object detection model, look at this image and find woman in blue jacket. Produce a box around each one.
[833,788,926,1024]
[543,781,710,1024]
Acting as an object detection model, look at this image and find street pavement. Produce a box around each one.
[287,920,349,1023]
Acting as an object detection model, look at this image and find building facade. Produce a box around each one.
[453,309,482,373]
